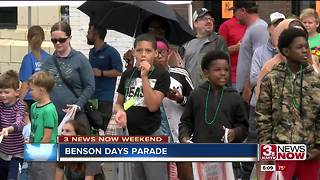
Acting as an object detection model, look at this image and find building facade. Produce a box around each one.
[0,1,318,74]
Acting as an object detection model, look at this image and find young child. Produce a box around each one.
[0,70,25,180]
[179,50,248,144]
[20,101,31,180]
[154,37,194,180]
[27,71,58,180]
[114,34,170,180]
[256,28,320,179]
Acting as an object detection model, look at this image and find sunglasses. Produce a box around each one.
[51,37,69,44]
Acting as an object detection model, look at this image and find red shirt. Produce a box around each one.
[218,17,246,83]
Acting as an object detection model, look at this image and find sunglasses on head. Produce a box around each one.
[51,37,69,44]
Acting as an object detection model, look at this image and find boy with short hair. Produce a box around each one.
[27,71,58,180]
[0,70,25,180]
[256,28,320,179]
[114,34,170,180]
[179,50,248,144]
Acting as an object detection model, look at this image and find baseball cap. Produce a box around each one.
[230,1,258,10]
[192,8,213,22]
[270,12,286,23]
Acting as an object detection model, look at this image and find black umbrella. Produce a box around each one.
[78,1,195,46]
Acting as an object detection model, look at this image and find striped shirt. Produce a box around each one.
[0,100,25,155]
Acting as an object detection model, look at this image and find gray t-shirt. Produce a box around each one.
[41,49,95,122]
[236,19,269,93]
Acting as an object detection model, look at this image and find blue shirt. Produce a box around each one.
[19,50,50,100]
[89,43,123,101]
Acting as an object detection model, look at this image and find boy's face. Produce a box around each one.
[134,41,158,67]
[301,17,319,34]
[0,88,19,106]
[283,37,309,64]
[203,59,229,88]
[29,84,45,101]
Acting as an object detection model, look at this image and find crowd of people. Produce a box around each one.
[0,0,319,180]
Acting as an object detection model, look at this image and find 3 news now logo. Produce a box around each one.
[259,144,307,161]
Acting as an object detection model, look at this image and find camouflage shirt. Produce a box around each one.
[256,62,320,149]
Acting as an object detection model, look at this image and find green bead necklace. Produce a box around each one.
[204,83,226,125]
[286,64,303,111]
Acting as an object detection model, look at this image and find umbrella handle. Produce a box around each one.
[133,8,142,39]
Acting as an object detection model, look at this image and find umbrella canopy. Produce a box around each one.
[78,1,194,46]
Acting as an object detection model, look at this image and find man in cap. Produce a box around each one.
[182,8,228,88]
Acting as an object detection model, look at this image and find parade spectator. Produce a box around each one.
[218,9,246,89]
[234,0,269,103]
[250,12,284,107]
[20,101,31,180]
[232,2,269,178]
[154,37,194,180]
[27,71,58,180]
[87,22,123,130]
[179,50,248,145]
[19,25,50,109]
[41,21,95,132]
[256,28,320,180]
[0,70,25,180]
[55,120,105,180]
[114,34,170,180]
[300,8,320,50]
[183,8,228,88]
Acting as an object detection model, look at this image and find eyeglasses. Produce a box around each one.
[157,49,169,56]
[51,37,69,44]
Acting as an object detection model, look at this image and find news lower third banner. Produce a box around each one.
[58,143,257,162]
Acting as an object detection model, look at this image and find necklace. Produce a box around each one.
[204,83,225,125]
[286,64,303,111]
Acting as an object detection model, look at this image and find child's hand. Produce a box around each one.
[221,126,236,143]
[167,88,184,103]
[1,127,9,137]
[115,110,127,128]
[180,137,191,143]
[139,61,151,78]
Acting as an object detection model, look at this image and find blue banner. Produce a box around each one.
[59,143,257,162]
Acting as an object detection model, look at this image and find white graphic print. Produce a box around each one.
[126,78,156,107]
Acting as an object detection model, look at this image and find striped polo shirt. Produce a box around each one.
[0,100,25,155]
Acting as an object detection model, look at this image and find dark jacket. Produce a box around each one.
[179,81,248,143]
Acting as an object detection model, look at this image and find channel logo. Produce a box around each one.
[24,144,57,161]
[259,144,307,161]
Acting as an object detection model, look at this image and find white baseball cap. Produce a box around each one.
[270,12,285,23]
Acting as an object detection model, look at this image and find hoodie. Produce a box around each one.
[179,81,248,143]
[256,62,320,150]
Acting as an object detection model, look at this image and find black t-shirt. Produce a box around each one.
[117,67,170,135]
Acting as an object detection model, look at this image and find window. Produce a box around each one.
[0,7,17,29]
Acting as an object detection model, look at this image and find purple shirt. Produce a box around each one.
[0,100,25,155]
